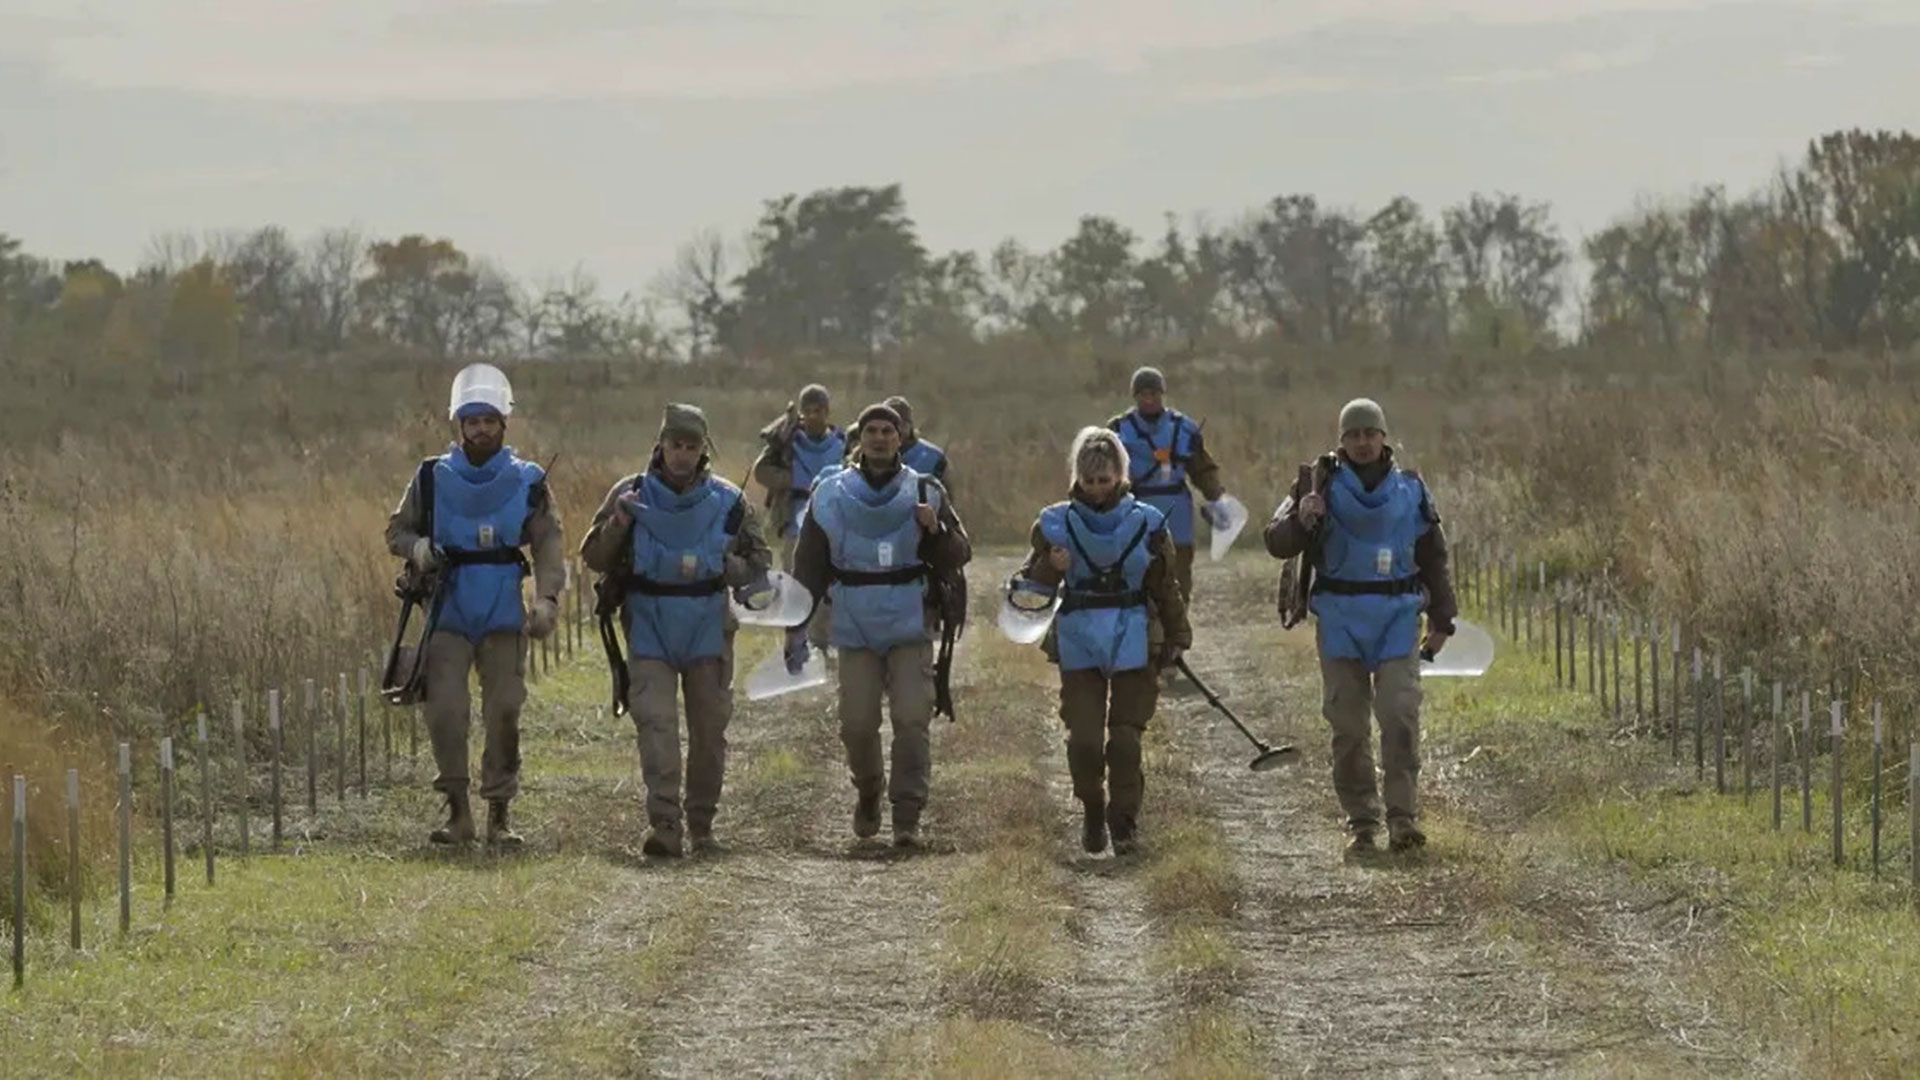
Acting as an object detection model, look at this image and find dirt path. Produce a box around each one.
[1163,557,1764,1078]
[441,550,1772,1078]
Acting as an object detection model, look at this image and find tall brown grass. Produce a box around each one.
[2,337,1916,903]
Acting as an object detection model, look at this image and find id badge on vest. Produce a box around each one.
[877,541,895,568]
[1153,447,1173,485]
[1376,547,1393,576]
[477,524,495,548]
[680,552,699,579]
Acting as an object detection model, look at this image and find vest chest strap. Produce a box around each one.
[445,548,530,570]
[1313,574,1421,597]
[1060,588,1148,613]
[830,564,927,587]
[630,575,726,598]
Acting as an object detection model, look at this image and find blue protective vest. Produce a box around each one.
[625,471,741,670]
[785,426,848,536]
[1114,409,1201,545]
[1309,464,1431,670]
[901,438,947,483]
[430,447,541,643]
[810,466,930,652]
[1039,495,1162,675]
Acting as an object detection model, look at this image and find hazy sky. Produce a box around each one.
[3,0,1917,302]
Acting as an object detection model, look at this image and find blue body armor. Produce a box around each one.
[1040,495,1163,675]
[1114,409,1201,545]
[1309,465,1432,671]
[810,467,932,653]
[430,448,541,643]
[625,471,742,670]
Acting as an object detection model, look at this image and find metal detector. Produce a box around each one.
[1174,658,1300,771]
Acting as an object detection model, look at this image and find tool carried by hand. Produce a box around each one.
[1174,658,1300,772]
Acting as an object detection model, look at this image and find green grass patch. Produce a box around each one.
[865,1017,1089,1079]
[2,853,616,1077]
[937,847,1068,1018]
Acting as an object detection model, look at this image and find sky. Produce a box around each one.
[2,0,1917,303]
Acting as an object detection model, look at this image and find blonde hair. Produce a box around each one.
[1068,426,1129,486]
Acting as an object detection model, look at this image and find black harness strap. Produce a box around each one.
[1313,574,1423,597]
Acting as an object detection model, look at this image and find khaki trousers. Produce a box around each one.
[1059,667,1159,822]
[423,630,527,802]
[838,641,935,819]
[1318,648,1423,828]
[631,641,734,835]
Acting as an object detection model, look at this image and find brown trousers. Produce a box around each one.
[1060,667,1160,821]
[631,642,735,835]
[423,630,527,802]
[1318,650,1423,828]
[838,641,935,816]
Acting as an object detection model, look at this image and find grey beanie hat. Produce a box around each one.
[798,383,831,409]
[1339,397,1387,435]
[1131,366,1166,395]
[659,402,710,442]
[883,394,914,427]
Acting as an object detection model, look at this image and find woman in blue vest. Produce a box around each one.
[580,404,774,858]
[1016,426,1191,855]
[1262,398,1458,855]
[789,401,972,848]
[1107,366,1238,608]
[384,363,567,849]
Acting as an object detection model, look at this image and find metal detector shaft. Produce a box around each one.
[1175,658,1274,750]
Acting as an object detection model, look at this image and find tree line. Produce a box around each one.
[2,127,1914,369]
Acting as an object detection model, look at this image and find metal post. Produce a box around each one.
[1633,617,1644,722]
[1871,703,1883,876]
[304,678,317,815]
[1649,614,1661,722]
[1713,653,1726,796]
[1800,691,1813,833]
[1693,646,1705,780]
[1908,743,1918,900]
[1740,668,1753,804]
[335,672,348,803]
[1771,681,1783,831]
[67,769,81,950]
[1597,602,1610,717]
[1611,611,1624,725]
[357,668,369,798]
[160,736,175,905]
[117,742,131,935]
[1586,593,1597,697]
[232,699,249,860]
[270,689,283,851]
[1554,588,1565,687]
[198,714,214,886]
[12,775,25,989]
[1670,621,1681,755]
[1831,700,1845,868]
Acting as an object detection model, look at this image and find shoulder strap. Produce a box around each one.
[416,456,438,538]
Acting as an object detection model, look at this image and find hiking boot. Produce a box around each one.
[853,791,883,839]
[1346,826,1379,856]
[689,821,717,854]
[485,800,523,849]
[1109,814,1138,856]
[1388,817,1427,853]
[429,791,475,846]
[643,822,684,858]
[892,804,921,849]
[1081,799,1108,854]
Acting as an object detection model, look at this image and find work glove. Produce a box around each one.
[527,596,559,640]
[732,567,776,611]
[1158,642,1187,670]
[409,536,443,574]
[1200,496,1234,528]
[783,624,811,675]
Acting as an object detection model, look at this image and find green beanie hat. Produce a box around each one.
[659,402,710,443]
[1131,366,1166,395]
[1339,397,1387,435]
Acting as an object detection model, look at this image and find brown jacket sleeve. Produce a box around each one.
[1408,473,1459,633]
[578,475,638,575]
[919,477,972,574]
[384,463,429,560]
[790,513,833,603]
[724,498,775,587]
[1183,423,1227,503]
[522,478,567,603]
[1262,465,1318,560]
[1019,517,1061,587]
[1144,527,1192,650]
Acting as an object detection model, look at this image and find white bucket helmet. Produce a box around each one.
[449,363,515,421]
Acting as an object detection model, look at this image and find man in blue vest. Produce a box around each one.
[1106,366,1236,608]
[580,403,774,857]
[752,383,847,573]
[883,395,952,498]
[1262,398,1457,854]
[385,363,567,849]
[789,401,972,848]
